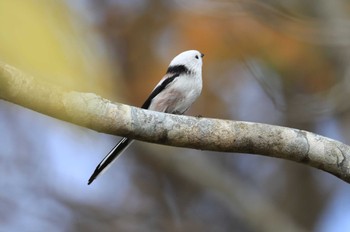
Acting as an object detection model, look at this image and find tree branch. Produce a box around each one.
[1,61,349,183]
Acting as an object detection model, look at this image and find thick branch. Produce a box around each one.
[0,62,349,183]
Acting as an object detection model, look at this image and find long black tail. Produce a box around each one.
[88,137,133,185]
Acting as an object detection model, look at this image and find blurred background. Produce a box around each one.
[0,0,350,231]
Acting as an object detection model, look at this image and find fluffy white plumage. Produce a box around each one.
[88,50,204,185]
[148,50,203,113]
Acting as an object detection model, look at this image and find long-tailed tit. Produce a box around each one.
[88,50,204,185]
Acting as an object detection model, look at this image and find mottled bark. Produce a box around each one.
[1,62,349,183]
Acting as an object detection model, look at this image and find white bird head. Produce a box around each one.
[169,50,204,74]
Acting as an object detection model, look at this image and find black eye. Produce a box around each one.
[195,55,199,59]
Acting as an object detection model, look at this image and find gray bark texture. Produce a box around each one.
[0,61,349,183]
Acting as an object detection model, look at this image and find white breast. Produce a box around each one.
[149,72,202,114]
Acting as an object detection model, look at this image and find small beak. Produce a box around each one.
[201,53,204,58]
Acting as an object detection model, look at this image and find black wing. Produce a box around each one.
[141,73,179,109]
[141,64,190,109]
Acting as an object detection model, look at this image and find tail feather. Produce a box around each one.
[88,137,133,185]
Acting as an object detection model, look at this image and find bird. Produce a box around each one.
[88,50,204,185]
